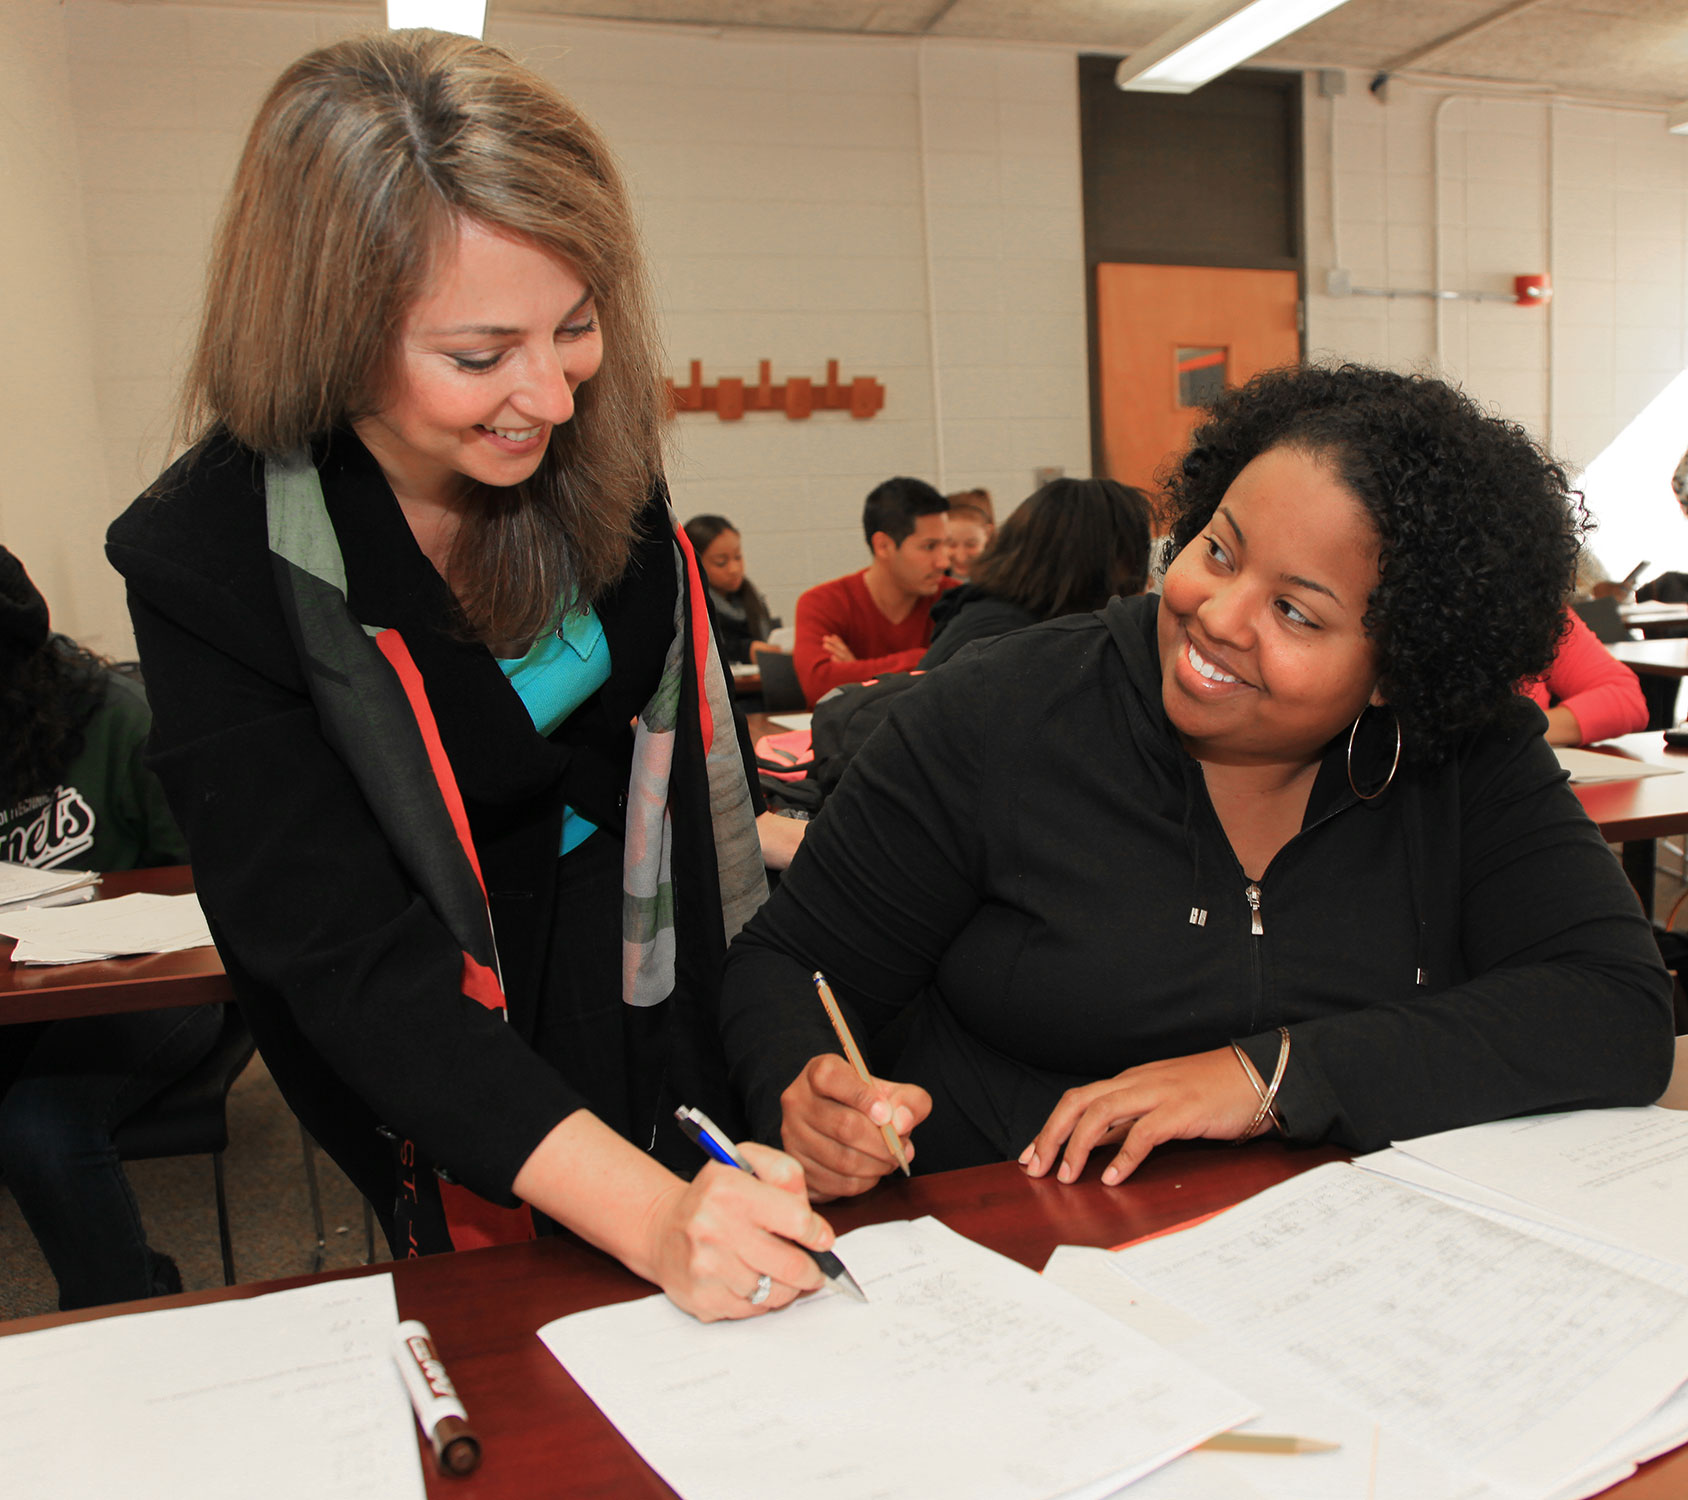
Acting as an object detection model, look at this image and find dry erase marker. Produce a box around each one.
[673,1104,868,1303]
[393,1319,482,1476]
[812,970,912,1176]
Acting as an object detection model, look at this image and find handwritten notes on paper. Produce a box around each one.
[539,1216,1254,1500]
[1110,1164,1688,1500]
[0,1275,423,1500]
[0,890,213,963]
[1388,1107,1688,1269]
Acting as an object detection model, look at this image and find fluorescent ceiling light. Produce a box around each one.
[387,0,486,37]
[1116,0,1354,94]
[1669,102,1688,135]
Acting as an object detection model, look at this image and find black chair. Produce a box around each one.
[756,651,807,713]
[113,1004,256,1286]
[1570,595,1630,644]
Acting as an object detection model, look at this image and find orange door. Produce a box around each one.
[1095,264,1301,508]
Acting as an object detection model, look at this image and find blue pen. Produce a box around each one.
[674,1105,868,1303]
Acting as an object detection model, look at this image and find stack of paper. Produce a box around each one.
[0,861,99,912]
[1044,1109,1688,1500]
[0,891,213,964]
[541,1216,1257,1500]
[0,1274,422,1500]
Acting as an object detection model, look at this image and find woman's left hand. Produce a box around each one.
[1019,1046,1266,1186]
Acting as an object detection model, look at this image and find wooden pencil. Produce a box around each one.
[811,970,911,1176]
[1197,1432,1340,1454]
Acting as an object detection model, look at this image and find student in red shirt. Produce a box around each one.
[1520,606,1648,745]
[793,477,956,706]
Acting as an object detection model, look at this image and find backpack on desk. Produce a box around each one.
[751,670,925,821]
[811,671,924,794]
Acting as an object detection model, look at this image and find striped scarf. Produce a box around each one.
[264,449,765,1250]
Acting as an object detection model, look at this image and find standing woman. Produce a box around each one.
[106,30,833,1319]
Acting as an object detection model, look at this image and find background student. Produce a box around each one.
[922,477,1152,670]
[107,29,833,1321]
[720,364,1672,1200]
[943,502,993,581]
[792,476,954,706]
[1521,606,1647,745]
[683,514,779,665]
[0,547,215,1309]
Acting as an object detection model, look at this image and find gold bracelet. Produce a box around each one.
[1235,1027,1290,1141]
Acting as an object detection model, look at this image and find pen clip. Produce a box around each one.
[674,1105,752,1172]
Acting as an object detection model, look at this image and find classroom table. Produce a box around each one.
[1612,639,1688,677]
[0,865,230,1025]
[1576,732,1688,910]
[1620,600,1688,631]
[4,1139,1683,1498]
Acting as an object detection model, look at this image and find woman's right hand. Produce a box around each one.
[779,1053,931,1201]
[643,1140,836,1321]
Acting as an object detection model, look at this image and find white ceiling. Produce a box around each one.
[484,0,1688,104]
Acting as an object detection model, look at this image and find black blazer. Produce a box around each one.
[107,431,745,1220]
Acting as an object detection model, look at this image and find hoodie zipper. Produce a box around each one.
[1245,882,1263,935]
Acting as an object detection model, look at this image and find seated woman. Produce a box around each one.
[684,515,779,665]
[942,502,993,581]
[0,547,217,1308]
[921,478,1151,670]
[720,364,1674,1200]
[1521,607,1647,745]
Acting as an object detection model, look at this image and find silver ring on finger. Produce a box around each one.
[748,1273,773,1306]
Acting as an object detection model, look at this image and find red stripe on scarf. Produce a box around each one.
[673,524,716,753]
[436,1178,536,1249]
[374,628,490,899]
[374,630,534,1250]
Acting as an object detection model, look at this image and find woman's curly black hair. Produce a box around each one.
[1161,363,1587,761]
[0,638,109,809]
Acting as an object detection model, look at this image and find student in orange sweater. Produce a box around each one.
[793,477,956,706]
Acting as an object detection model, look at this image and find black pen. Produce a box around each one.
[674,1105,868,1303]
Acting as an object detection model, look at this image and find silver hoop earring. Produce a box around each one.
[1347,706,1401,802]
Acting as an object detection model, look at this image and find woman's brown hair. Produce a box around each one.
[968,478,1152,619]
[178,29,666,644]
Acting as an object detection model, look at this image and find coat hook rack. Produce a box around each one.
[666,359,885,421]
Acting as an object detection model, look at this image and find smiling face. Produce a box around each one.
[354,218,603,507]
[946,514,990,577]
[699,528,745,594]
[1157,444,1385,771]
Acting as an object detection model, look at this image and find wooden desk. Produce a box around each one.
[1612,639,1688,677]
[5,1141,1682,1498]
[1620,601,1688,631]
[1576,732,1688,908]
[0,866,231,1025]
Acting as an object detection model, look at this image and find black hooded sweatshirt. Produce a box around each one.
[721,593,1673,1172]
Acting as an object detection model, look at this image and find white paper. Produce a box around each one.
[540,1216,1255,1500]
[0,1275,424,1500]
[1043,1246,1499,1500]
[766,711,812,731]
[0,890,213,963]
[1552,747,1680,782]
[0,860,99,910]
[1391,1108,1688,1270]
[1110,1164,1688,1500]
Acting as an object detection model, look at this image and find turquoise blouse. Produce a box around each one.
[498,605,612,855]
